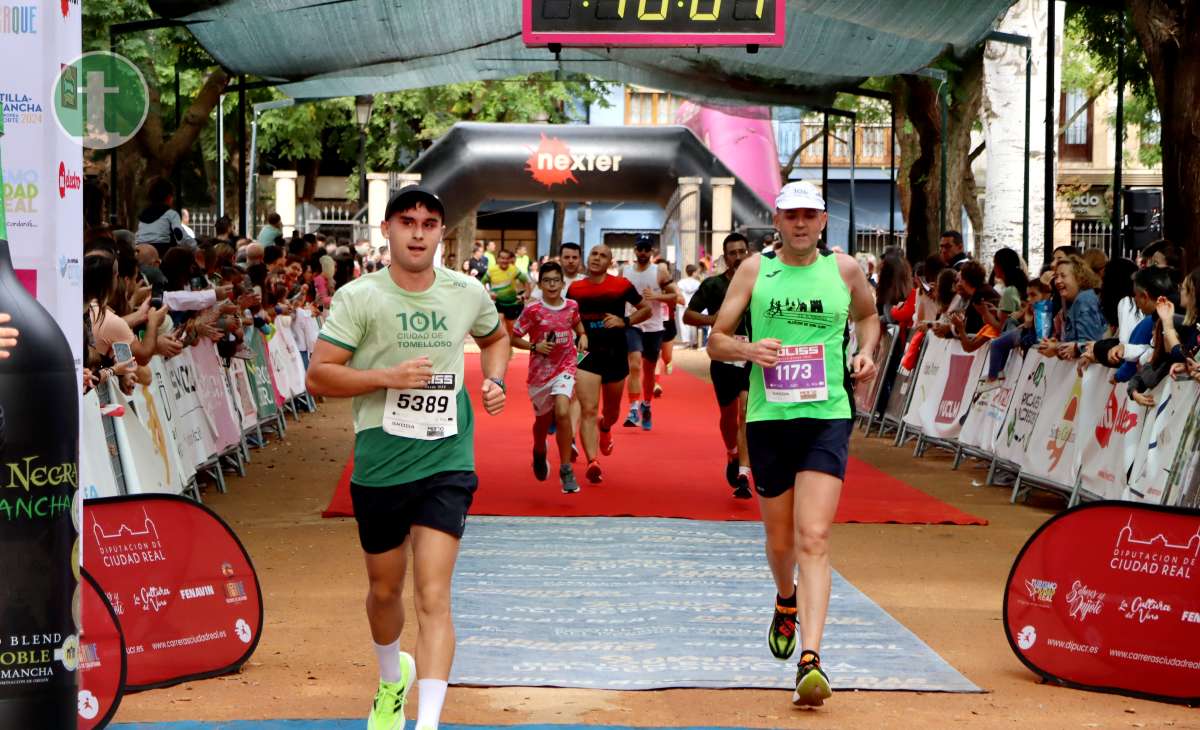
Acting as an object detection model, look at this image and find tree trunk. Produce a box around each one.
[124,69,229,222]
[1129,0,1200,269]
[981,0,1053,272]
[549,201,566,257]
[891,50,986,264]
[454,207,478,267]
[299,159,320,203]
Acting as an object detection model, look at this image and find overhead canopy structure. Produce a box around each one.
[403,122,773,230]
[150,0,1014,105]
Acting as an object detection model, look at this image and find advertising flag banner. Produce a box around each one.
[959,350,1023,453]
[83,495,262,690]
[1005,502,1200,704]
[78,569,125,730]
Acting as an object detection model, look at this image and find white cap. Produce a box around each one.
[775,181,825,211]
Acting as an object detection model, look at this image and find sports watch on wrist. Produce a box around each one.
[487,376,506,393]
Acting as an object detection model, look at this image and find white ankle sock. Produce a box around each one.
[416,678,448,729]
[738,466,752,477]
[373,639,401,683]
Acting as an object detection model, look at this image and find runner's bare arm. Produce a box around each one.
[710,254,774,365]
[305,339,434,397]
[682,308,714,327]
[475,325,510,415]
[474,325,510,383]
[644,263,680,302]
[839,254,881,380]
[628,300,653,325]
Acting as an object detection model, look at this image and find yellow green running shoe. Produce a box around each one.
[791,650,832,707]
[367,651,416,730]
[768,600,798,660]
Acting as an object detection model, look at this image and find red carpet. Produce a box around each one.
[322,354,986,525]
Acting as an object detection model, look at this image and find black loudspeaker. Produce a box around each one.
[1122,187,1163,253]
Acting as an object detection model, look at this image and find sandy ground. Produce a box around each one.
[114,349,1196,729]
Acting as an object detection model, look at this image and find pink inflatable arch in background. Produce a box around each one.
[676,101,781,212]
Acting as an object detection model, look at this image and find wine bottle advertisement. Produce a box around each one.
[0,2,85,728]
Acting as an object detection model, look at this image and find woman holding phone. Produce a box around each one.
[84,249,161,393]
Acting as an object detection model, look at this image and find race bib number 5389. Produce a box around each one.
[384,373,458,440]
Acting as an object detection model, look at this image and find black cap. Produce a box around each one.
[634,234,654,250]
[385,185,445,221]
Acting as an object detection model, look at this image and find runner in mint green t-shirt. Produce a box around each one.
[306,186,509,730]
[707,181,880,710]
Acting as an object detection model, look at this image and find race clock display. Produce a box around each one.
[523,0,785,47]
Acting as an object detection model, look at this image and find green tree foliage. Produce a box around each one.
[255,75,611,201]
[1065,4,1161,167]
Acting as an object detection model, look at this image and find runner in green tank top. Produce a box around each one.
[707,181,880,709]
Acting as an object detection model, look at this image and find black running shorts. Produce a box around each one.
[625,328,664,362]
[747,418,854,497]
[497,302,524,320]
[350,471,478,553]
[710,361,751,407]
[578,348,630,384]
[662,318,678,343]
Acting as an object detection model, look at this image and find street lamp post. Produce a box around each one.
[355,95,374,210]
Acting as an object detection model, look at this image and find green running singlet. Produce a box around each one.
[747,252,852,422]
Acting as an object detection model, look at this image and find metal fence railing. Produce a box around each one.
[189,210,219,239]
[1070,219,1114,257]
[855,228,908,258]
[298,202,370,245]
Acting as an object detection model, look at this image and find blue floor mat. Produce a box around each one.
[447,517,979,692]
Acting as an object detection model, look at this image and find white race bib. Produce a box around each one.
[763,344,829,404]
[383,373,458,440]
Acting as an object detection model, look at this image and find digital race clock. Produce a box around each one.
[522,0,785,48]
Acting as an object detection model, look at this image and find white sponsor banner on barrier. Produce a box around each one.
[162,348,216,468]
[228,359,259,431]
[1072,365,1145,502]
[903,336,952,430]
[1019,357,1085,487]
[275,316,308,395]
[994,353,1055,465]
[191,339,241,454]
[914,340,989,440]
[81,388,120,500]
[107,380,183,495]
[959,351,1023,453]
[1126,377,1200,505]
[266,329,301,400]
[132,361,191,493]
